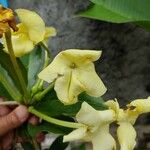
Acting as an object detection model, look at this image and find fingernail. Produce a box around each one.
[15,105,29,123]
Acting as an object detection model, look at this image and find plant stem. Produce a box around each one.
[4,29,28,102]
[33,82,54,101]
[39,42,51,59]
[31,44,50,96]
[28,107,84,129]
[0,101,19,106]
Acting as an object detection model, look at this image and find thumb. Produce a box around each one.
[0,105,29,136]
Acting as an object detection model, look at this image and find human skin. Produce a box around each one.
[0,98,43,150]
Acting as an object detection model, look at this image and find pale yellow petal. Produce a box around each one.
[44,27,56,39]
[12,23,27,35]
[76,102,115,127]
[63,127,87,142]
[3,33,34,57]
[75,63,107,97]
[15,9,45,43]
[105,99,120,120]
[54,71,84,104]
[92,125,116,150]
[67,73,85,104]
[60,49,101,64]
[117,122,136,150]
[38,54,68,83]
[128,98,150,114]
[76,102,102,126]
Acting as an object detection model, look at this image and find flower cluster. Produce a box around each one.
[63,98,150,150]
[37,45,150,150]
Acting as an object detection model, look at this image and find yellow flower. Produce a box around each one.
[106,97,150,150]
[63,102,116,150]
[127,97,150,114]
[38,49,107,104]
[3,9,56,57]
[0,5,18,37]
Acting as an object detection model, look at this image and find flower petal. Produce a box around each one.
[75,63,107,97]
[3,33,34,57]
[92,125,116,150]
[128,97,150,114]
[76,102,114,127]
[38,53,68,83]
[61,49,101,64]
[117,122,136,150]
[63,127,87,142]
[105,99,120,120]
[44,27,56,39]
[54,71,84,104]
[15,9,45,43]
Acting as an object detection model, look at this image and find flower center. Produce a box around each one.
[69,63,77,69]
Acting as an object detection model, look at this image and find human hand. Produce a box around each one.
[0,98,29,150]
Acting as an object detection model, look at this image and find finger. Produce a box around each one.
[1,131,14,150]
[28,115,39,125]
[0,105,29,136]
[0,105,10,116]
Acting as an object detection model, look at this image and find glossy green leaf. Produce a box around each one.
[28,122,72,138]
[79,0,150,28]
[78,4,131,23]
[33,90,107,118]
[0,82,12,100]
[0,64,22,101]
[0,45,27,95]
[27,45,45,90]
[78,92,107,110]
[49,136,69,150]
[19,54,30,70]
[33,90,82,117]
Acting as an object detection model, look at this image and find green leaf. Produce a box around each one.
[78,4,131,23]
[19,54,30,70]
[34,90,82,117]
[72,144,86,150]
[0,45,27,95]
[17,124,35,150]
[0,82,12,100]
[17,123,30,138]
[49,136,69,150]
[22,142,35,150]
[79,0,150,27]
[27,45,45,90]
[28,122,72,138]
[0,64,22,101]
[78,92,108,110]
[34,90,107,118]
[136,21,150,31]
